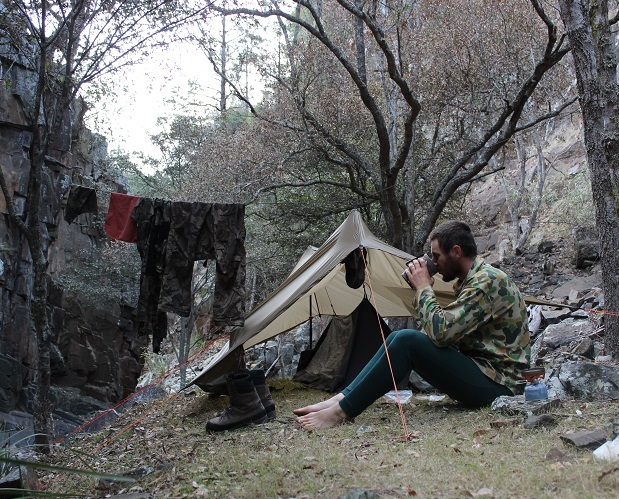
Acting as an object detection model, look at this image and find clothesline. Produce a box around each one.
[64,186,247,353]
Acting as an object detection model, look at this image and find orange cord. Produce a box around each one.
[360,248,414,441]
[585,307,619,317]
[54,335,227,445]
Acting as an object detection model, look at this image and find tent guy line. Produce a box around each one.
[360,247,413,440]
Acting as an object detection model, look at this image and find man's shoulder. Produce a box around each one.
[467,259,519,290]
[479,262,508,280]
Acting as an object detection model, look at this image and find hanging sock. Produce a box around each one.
[343,247,367,289]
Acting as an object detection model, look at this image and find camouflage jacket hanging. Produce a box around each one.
[131,200,246,343]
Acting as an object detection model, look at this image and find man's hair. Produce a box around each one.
[430,220,477,257]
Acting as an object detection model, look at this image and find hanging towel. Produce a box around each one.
[105,192,140,242]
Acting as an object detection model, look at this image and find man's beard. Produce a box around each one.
[438,259,458,282]
[440,271,456,282]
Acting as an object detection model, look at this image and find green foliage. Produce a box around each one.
[56,243,140,308]
[542,168,594,232]
[108,149,171,198]
[0,423,16,480]
[141,350,175,381]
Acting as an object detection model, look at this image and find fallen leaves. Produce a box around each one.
[489,418,519,428]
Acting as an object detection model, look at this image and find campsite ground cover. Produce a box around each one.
[41,380,619,498]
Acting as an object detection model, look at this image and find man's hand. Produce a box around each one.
[404,258,434,290]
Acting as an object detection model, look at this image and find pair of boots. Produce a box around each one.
[206,369,276,432]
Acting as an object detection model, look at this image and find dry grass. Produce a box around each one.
[40,380,619,498]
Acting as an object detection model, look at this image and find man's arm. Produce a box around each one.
[414,277,494,347]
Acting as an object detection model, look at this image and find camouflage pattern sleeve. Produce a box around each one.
[416,283,492,347]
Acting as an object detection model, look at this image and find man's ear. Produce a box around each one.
[450,245,463,259]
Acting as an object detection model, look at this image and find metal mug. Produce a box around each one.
[402,253,438,287]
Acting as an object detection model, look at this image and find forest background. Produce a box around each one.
[0,0,618,453]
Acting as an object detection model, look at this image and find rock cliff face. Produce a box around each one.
[0,53,147,416]
[462,115,591,251]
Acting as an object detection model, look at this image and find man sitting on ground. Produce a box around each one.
[294,220,530,429]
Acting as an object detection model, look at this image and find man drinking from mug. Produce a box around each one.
[294,220,530,430]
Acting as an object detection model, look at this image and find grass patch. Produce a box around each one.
[40,380,619,498]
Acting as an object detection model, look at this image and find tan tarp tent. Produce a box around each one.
[190,210,454,390]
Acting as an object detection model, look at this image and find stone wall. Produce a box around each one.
[0,53,147,415]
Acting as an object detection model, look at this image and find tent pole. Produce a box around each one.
[309,295,313,349]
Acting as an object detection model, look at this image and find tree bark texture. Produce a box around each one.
[559,0,619,357]
[24,124,53,451]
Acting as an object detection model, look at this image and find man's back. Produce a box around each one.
[416,257,530,392]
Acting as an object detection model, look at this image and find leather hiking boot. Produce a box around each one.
[248,369,276,421]
[206,372,267,432]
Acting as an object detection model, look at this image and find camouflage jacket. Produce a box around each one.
[412,257,530,392]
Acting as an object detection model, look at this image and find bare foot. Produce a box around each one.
[293,393,344,416]
[296,403,351,430]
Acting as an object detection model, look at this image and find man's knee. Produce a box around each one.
[389,329,427,349]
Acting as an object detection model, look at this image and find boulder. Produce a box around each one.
[0,462,39,494]
[560,428,607,450]
[540,318,594,349]
[0,354,26,413]
[538,241,556,253]
[572,226,600,269]
[554,361,619,401]
[551,275,601,301]
[491,394,562,415]
[524,414,557,429]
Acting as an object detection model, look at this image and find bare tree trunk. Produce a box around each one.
[502,137,527,253]
[32,256,52,451]
[220,15,227,116]
[21,6,54,448]
[354,0,366,85]
[28,126,53,452]
[503,128,549,255]
[559,0,619,357]
[524,127,548,247]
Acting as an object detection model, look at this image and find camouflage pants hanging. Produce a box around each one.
[132,199,246,341]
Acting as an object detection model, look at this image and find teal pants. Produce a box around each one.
[339,329,512,417]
